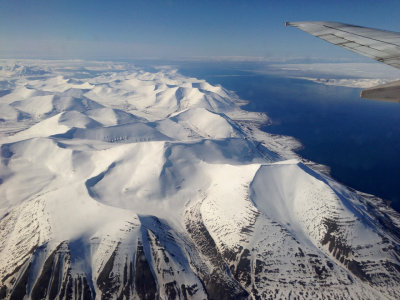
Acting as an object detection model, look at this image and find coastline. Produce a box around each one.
[174,62,400,213]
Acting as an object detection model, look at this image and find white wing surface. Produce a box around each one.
[286,21,400,69]
[286,21,400,102]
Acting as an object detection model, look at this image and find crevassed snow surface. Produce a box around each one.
[0,60,400,300]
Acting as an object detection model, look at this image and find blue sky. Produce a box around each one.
[1,0,400,61]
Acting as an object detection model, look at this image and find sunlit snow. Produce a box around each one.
[0,60,399,299]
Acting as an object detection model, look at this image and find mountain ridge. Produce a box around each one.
[0,60,399,299]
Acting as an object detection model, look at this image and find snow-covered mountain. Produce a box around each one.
[0,60,399,300]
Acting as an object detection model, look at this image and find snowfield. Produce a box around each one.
[0,60,400,300]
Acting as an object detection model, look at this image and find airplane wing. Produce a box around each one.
[286,21,400,102]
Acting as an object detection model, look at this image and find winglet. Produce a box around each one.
[361,80,400,103]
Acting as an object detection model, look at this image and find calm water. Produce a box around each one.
[172,62,400,212]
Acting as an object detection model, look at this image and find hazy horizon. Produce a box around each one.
[2,0,400,61]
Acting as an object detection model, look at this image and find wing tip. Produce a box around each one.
[361,80,400,103]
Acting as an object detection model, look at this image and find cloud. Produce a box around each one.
[259,62,400,88]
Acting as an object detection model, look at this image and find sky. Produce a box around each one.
[1,0,400,61]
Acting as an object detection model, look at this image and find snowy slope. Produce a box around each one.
[0,60,399,300]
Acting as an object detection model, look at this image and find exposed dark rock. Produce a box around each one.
[235,249,252,287]
[59,270,74,300]
[205,270,249,300]
[322,219,352,259]
[383,261,400,275]
[183,284,198,297]
[97,243,120,300]
[296,247,305,257]
[117,259,134,300]
[49,254,61,300]
[0,144,13,159]
[181,284,188,300]
[254,259,265,276]
[346,260,370,282]
[134,241,158,300]
[320,217,377,283]
[181,283,201,300]
[185,201,249,299]
[31,246,58,300]
[2,245,37,284]
[165,281,178,299]
[326,261,334,270]
[314,265,328,279]
[123,258,128,285]
[9,261,31,300]
[223,245,243,263]
[80,277,93,300]
[0,285,6,299]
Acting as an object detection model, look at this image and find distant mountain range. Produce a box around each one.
[0,60,399,299]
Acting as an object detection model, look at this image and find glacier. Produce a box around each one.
[0,60,399,299]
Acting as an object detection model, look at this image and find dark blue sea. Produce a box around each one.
[171,62,400,213]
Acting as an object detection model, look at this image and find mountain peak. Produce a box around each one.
[0,60,399,299]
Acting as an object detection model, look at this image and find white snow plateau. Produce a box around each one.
[0,60,399,300]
